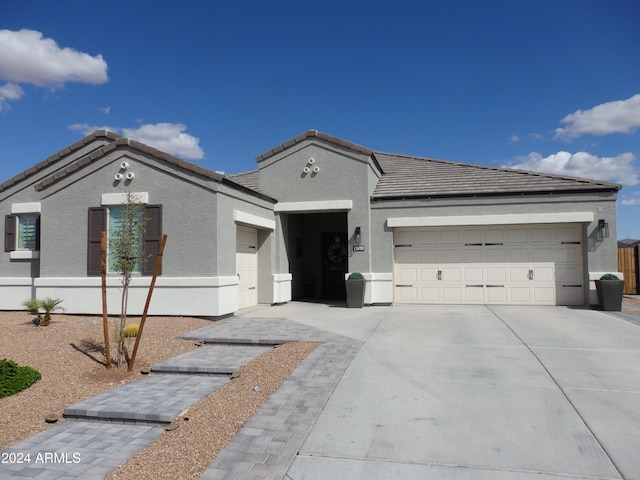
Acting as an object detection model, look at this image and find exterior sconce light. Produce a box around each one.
[120,161,130,169]
[126,172,135,180]
[115,172,124,181]
[313,166,320,173]
[355,226,361,244]
[597,219,609,241]
[303,166,310,174]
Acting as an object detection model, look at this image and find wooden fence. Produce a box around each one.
[618,246,639,294]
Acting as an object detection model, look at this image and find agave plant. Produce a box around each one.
[38,298,64,326]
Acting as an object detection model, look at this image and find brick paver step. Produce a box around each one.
[151,344,272,375]
[63,374,228,425]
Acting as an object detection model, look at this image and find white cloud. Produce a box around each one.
[0,82,24,111]
[506,151,639,186]
[555,93,640,140]
[0,29,108,87]
[509,134,520,143]
[622,198,640,206]
[69,122,204,160]
[98,106,110,115]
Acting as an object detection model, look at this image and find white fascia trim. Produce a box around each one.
[101,192,149,205]
[387,212,595,228]
[275,200,353,213]
[273,273,293,281]
[11,202,41,214]
[234,210,276,230]
[0,277,34,286]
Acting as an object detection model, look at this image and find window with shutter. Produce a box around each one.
[5,214,40,253]
[87,205,162,276]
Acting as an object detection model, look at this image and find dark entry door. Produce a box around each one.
[321,232,347,297]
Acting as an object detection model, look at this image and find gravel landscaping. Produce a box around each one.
[0,311,318,480]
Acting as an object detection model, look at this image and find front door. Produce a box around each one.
[321,232,347,297]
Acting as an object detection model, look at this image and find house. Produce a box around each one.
[1,130,621,316]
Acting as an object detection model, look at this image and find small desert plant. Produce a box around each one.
[123,323,139,337]
[0,359,42,398]
[23,298,43,325]
[38,297,64,326]
[347,272,365,281]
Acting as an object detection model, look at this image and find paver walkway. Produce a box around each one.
[1,315,355,479]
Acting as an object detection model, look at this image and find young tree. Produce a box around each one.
[109,192,146,367]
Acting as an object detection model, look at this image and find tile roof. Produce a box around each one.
[1,130,274,202]
[372,152,621,199]
[236,131,621,199]
[228,169,260,191]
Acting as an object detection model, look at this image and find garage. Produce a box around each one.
[394,224,584,305]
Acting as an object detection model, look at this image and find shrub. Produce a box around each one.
[348,272,365,281]
[0,359,42,398]
[599,273,620,281]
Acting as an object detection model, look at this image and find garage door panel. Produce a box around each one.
[508,228,529,243]
[485,248,507,262]
[463,248,483,262]
[556,265,581,283]
[394,225,583,306]
[440,230,461,244]
[555,226,580,242]
[486,266,507,283]
[463,267,484,283]
[441,266,462,283]
[442,287,463,302]
[531,227,553,243]
[510,287,531,303]
[419,267,440,283]
[441,248,463,263]
[464,286,484,302]
[533,265,554,282]
[486,286,507,303]
[396,286,419,302]
[531,247,554,262]
[394,249,418,264]
[396,265,418,283]
[533,287,555,303]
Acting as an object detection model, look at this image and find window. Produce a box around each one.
[87,205,162,276]
[18,214,39,250]
[108,206,143,273]
[5,213,40,256]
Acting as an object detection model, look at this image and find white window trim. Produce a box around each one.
[9,204,41,259]
[10,250,40,260]
[101,192,149,205]
[11,202,42,214]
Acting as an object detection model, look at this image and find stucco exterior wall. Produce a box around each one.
[258,141,378,278]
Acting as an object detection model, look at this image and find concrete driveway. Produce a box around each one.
[273,304,640,480]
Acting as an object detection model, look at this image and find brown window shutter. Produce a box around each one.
[87,207,106,276]
[5,215,16,252]
[35,216,41,251]
[143,204,162,276]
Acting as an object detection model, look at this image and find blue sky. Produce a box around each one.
[1,0,639,238]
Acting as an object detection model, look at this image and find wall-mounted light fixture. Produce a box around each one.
[355,226,361,244]
[597,219,609,241]
[114,172,124,181]
[126,172,135,180]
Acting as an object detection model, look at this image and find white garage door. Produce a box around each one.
[236,226,258,309]
[394,225,584,305]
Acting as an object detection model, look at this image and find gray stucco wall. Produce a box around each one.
[2,143,276,280]
[257,141,379,276]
